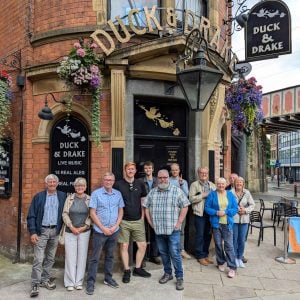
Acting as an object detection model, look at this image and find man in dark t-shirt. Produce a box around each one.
[114,162,151,284]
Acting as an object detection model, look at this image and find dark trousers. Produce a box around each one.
[86,231,118,288]
[194,213,212,259]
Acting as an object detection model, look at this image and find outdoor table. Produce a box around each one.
[280,197,299,208]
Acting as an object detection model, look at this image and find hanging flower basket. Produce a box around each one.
[225,77,264,136]
[0,70,13,141]
[57,39,102,146]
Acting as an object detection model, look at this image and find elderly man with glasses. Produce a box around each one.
[144,169,190,291]
[189,167,216,266]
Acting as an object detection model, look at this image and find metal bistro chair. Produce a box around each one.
[249,211,276,246]
[273,202,287,227]
[281,206,299,230]
[259,198,274,219]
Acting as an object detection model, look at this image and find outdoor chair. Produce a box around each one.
[281,206,299,230]
[273,202,287,227]
[249,211,276,246]
[259,198,274,219]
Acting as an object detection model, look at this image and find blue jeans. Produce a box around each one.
[31,227,59,284]
[213,224,236,270]
[155,230,183,278]
[86,231,118,289]
[194,213,212,259]
[233,223,249,259]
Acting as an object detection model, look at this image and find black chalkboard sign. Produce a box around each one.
[0,139,13,198]
[50,116,90,194]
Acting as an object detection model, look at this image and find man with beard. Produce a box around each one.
[144,169,190,291]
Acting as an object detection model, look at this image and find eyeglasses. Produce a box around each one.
[158,176,168,180]
[129,183,134,191]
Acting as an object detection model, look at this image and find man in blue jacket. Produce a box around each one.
[27,174,66,297]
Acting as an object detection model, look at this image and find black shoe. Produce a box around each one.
[122,269,131,283]
[176,278,184,291]
[159,273,173,284]
[242,257,248,263]
[132,267,151,278]
[104,278,119,289]
[30,284,39,297]
[85,284,94,296]
[149,256,162,265]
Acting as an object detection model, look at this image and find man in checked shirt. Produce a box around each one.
[144,169,190,291]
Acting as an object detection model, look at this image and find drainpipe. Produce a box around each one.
[13,75,25,263]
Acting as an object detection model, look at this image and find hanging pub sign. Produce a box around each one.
[0,139,13,198]
[50,116,90,194]
[245,0,291,61]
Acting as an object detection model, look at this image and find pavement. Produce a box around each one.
[1,181,300,300]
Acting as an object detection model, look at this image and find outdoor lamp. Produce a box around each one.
[176,29,223,111]
[38,93,66,120]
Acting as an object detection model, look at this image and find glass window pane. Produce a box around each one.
[110,0,159,27]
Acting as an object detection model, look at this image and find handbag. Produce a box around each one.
[58,223,66,245]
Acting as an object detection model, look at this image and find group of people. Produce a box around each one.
[26,163,255,297]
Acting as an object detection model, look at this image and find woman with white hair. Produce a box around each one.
[62,177,91,291]
[231,176,255,268]
[205,177,238,278]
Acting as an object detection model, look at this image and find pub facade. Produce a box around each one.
[0,0,238,260]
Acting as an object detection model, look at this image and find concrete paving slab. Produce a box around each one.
[213,285,256,300]
[183,283,214,299]
[259,277,300,293]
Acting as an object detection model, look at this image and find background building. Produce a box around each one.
[0,0,239,260]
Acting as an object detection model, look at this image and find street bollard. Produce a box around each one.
[294,184,297,198]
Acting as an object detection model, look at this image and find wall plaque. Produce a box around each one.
[50,116,90,194]
[0,139,13,198]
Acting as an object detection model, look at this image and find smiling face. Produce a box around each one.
[144,164,154,177]
[46,178,58,194]
[198,167,209,182]
[103,174,115,192]
[170,164,180,178]
[74,183,86,195]
[216,178,226,192]
[234,177,244,191]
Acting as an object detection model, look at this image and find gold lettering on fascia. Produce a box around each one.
[91,5,233,66]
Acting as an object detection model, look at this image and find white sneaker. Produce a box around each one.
[238,259,245,268]
[75,285,83,290]
[228,269,235,278]
[218,264,226,272]
[67,286,74,291]
[235,258,240,268]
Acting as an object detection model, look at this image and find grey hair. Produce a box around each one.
[103,172,115,179]
[158,169,169,177]
[45,174,59,183]
[216,177,227,184]
[74,177,87,186]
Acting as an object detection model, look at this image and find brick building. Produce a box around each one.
[0,0,236,261]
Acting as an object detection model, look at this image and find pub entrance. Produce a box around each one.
[133,98,192,252]
[134,98,188,178]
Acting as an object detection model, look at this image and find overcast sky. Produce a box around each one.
[232,0,300,93]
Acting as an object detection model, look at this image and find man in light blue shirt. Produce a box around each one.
[86,172,124,295]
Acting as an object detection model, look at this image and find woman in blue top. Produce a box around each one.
[205,177,238,278]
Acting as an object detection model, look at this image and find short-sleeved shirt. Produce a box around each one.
[143,184,190,235]
[114,179,147,221]
[89,187,125,234]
